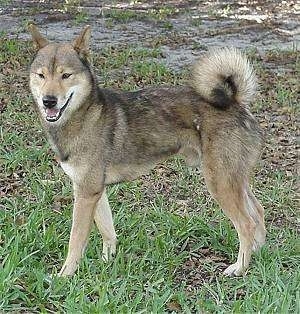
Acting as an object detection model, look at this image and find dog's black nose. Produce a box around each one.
[42,95,58,108]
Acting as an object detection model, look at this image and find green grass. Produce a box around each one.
[73,11,89,25]
[0,32,299,313]
[103,6,177,25]
[92,45,182,89]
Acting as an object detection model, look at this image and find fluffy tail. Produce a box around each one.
[191,47,257,109]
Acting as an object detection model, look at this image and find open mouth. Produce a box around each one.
[45,92,74,122]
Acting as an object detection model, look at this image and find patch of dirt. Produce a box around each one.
[174,245,229,289]
[0,1,299,71]
[0,171,24,199]
[255,51,298,177]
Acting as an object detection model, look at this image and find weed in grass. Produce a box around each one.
[131,61,179,85]
[162,21,173,30]
[148,7,177,21]
[73,11,89,25]
[103,7,177,25]
[61,0,81,14]
[104,9,141,23]
[190,16,202,27]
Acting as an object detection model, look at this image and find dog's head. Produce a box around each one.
[29,25,93,124]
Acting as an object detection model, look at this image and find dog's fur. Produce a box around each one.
[29,25,266,277]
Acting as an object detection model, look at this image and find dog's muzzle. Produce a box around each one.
[44,92,74,122]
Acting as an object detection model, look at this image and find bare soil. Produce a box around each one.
[0,0,299,70]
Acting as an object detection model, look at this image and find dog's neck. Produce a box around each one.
[44,82,102,163]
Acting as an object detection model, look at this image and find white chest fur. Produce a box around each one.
[60,162,78,182]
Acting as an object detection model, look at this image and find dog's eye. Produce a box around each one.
[37,73,45,79]
[62,73,72,80]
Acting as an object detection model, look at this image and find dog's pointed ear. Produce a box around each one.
[73,25,91,57]
[28,24,49,49]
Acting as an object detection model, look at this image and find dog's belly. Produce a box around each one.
[105,163,156,185]
[60,147,201,186]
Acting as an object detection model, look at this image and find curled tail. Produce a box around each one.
[191,47,257,109]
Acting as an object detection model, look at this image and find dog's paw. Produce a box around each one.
[102,240,117,262]
[57,262,77,277]
[223,262,245,276]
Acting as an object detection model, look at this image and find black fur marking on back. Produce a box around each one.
[210,87,231,110]
[210,75,237,110]
[225,75,237,95]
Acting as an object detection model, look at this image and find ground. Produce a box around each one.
[0,1,299,313]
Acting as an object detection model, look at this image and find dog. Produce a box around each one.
[28,25,266,277]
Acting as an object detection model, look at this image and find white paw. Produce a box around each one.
[102,240,116,262]
[58,262,78,277]
[223,262,245,276]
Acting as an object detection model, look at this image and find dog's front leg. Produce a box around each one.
[58,186,103,277]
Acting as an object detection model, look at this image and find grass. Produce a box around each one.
[92,45,181,89]
[0,26,299,314]
[103,6,177,25]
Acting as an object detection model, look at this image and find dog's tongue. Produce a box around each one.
[46,108,59,117]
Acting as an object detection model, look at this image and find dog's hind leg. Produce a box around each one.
[94,189,117,261]
[203,165,256,276]
[246,187,266,251]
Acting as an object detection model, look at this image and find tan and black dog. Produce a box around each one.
[29,25,266,277]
